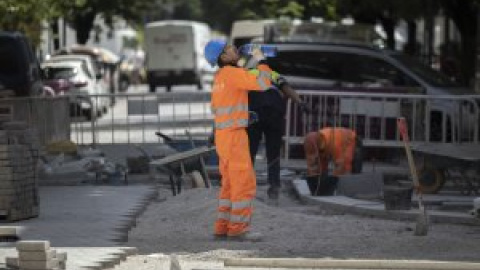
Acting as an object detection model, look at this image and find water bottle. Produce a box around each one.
[239,44,277,58]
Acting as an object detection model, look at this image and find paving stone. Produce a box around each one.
[19,258,58,270]
[17,241,50,251]
[0,226,19,237]
[336,172,384,198]
[5,256,19,268]
[55,252,67,262]
[19,249,56,261]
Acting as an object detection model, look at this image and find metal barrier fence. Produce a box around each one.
[284,91,480,159]
[69,92,213,145]
[66,91,480,161]
[0,96,70,144]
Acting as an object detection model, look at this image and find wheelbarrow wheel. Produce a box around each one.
[191,170,205,188]
[419,166,446,194]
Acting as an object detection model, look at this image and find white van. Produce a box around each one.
[229,19,276,47]
[145,20,212,92]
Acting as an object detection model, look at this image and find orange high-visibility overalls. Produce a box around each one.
[212,64,273,237]
[304,127,357,176]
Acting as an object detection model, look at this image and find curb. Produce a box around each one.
[292,179,480,226]
[111,186,159,243]
[224,258,480,270]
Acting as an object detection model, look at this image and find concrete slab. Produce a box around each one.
[336,172,383,198]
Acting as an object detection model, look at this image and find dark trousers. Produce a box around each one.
[247,108,284,188]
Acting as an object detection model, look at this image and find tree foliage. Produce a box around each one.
[0,0,77,45]
[2,0,480,86]
[64,0,157,44]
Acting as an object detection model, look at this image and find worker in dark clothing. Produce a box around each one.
[248,75,308,200]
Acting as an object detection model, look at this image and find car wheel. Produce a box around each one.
[166,85,172,92]
[418,166,446,194]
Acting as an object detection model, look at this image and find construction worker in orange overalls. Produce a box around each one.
[204,39,278,242]
[304,127,363,177]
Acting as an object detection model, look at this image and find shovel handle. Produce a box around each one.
[397,117,421,192]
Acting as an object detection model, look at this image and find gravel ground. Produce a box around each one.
[118,182,480,263]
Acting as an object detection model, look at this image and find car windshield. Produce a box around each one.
[43,66,77,80]
[390,54,459,87]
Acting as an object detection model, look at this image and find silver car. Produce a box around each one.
[267,42,475,142]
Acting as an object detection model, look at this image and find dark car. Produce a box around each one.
[0,32,43,96]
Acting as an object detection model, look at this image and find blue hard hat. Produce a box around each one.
[204,39,227,67]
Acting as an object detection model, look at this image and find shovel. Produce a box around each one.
[397,117,429,236]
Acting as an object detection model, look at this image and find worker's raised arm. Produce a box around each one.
[229,66,274,92]
[256,63,310,113]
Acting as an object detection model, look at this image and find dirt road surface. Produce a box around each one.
[121,184,480,265]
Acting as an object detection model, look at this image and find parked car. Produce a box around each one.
[55,45,120,99]
[43,57,109,119]
[40,63,75,95]
[0,32,43,96]
[266,42,473,143]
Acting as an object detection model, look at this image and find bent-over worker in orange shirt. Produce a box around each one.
[304,127,363,177]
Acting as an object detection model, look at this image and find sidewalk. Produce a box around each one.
[253,158,480,226]
[0,185,159,270]
[291,178,480,226]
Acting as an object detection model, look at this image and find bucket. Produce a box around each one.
[383,185,413,210]
[306,174,338,196]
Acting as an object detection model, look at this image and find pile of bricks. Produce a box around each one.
[6,240,67,270]
[0,121,41,221]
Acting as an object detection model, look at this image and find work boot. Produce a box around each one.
[228,232,263,242]
[267,186,279,200]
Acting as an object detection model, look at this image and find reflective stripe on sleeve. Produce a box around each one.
[215,119,234,129]
[236,119,248,127]
[212,104,249,116]
[215,119,248,130]
[257,70,271,90]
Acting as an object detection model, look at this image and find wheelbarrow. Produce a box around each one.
[149,131,216,196]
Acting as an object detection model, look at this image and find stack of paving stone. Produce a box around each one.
[5,240,67,270]
[0,121,41,221]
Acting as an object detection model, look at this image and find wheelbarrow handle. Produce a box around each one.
[155,131,173,142]
[397,117,409,141]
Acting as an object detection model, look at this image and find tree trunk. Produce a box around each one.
[441,0,478,87]
[380,17,396,50]
[73,10,97,45]
[460,34,476,86]
[405,20,417,55]
[50,18,60,51]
